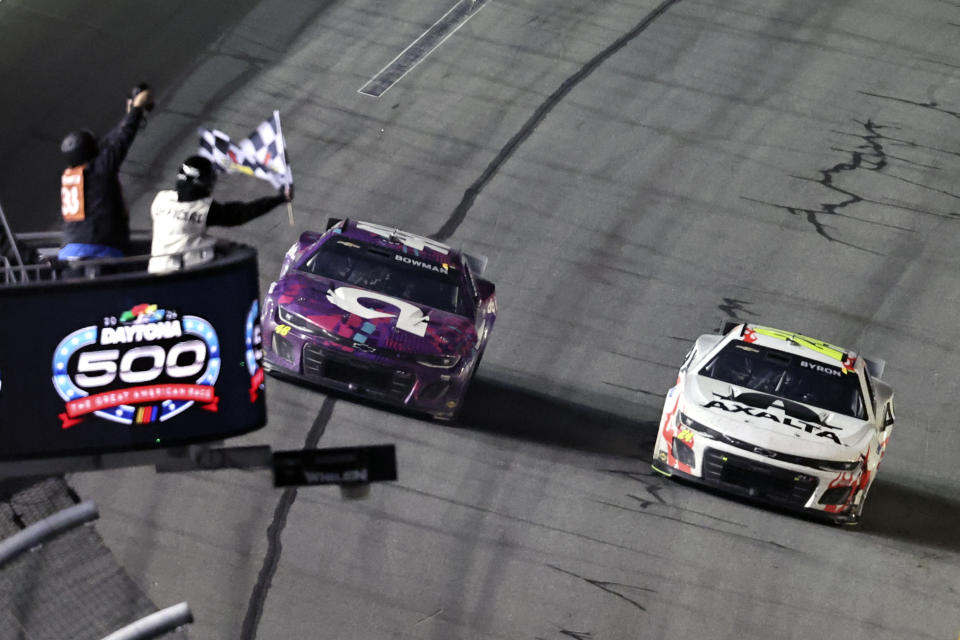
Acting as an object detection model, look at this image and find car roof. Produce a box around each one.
[337,219,458,264]
[734,324,860,371]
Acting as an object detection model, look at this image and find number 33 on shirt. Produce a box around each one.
[61,166,86,222]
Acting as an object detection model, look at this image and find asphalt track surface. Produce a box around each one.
[1,0,959,638]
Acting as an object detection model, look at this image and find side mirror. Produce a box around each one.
[717,318,741,335]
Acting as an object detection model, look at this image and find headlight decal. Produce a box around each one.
[277,306,322,334]
[416,353,461,368]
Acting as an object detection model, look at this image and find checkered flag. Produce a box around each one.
[198,128,235,172]
[198,111,293,190]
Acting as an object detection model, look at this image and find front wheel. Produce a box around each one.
[433,351,484,424]
[473,348,484,374]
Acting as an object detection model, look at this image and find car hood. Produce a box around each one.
[681,374,873,459]
[271,274,476,356]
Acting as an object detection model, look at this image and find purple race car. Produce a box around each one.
[261,219,496,421]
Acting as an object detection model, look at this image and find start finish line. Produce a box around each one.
[359,0,488,98]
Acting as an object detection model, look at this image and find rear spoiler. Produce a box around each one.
[323,217,488,276]
[464,252,488,277]
[717,317,886,378]
[718,318,745,336]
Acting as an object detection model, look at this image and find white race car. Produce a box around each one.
[652,323,895,524]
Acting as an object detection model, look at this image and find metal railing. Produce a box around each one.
[0,199,25,281]
[0,500,99,568]
[99,602,194,640]
[0,231,219,285]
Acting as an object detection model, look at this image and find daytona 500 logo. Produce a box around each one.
[246,299,264,402]
[52,303,221,428]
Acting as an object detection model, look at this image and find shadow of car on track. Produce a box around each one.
[652,468,960,545]
[856,477,960,553]
[268,368,665,458]
[457,374,663,458]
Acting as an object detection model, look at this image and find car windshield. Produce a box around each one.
[299,238,466,315]
[698,341,866,419]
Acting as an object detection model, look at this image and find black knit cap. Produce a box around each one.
[60,130,98,167]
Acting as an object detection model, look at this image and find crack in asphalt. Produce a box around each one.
[750,115,959,251]
[430,0,685,242]
[240,396,336,640]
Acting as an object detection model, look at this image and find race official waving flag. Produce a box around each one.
[198,111,294,222]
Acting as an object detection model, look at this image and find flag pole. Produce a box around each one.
[273,110,295,226]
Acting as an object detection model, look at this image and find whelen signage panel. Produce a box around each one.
[0,246,266,461]
[272,445,398,487]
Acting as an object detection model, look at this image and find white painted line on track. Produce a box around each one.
[359,0,487,98]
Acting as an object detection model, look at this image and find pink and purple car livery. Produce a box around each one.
[261,219,496,421]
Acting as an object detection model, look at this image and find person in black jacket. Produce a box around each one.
[148,155,293,274]
[58,86,154,260]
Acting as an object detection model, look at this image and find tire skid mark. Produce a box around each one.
[393,484,664,558]
[594,497,797,552]
[431,0,685,241]
[549,564,655,612]
[600,380,651,394]
[603,349,678,370]
[623,493,745,527]
[637,389,664,398]
[859,90,960,121]
[599,468,668,505]
[413,607,444,625]
[884,171,960,201]
[240,397,336,640]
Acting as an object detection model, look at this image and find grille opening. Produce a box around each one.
[324,359,392,388]
[301,343,415,400]
[702,449,817,506]
[419,381,450,402]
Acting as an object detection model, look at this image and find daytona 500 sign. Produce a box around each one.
[53,303,223,428]
[0,247,266,460]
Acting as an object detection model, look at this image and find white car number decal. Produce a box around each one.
[326,287,430,337]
